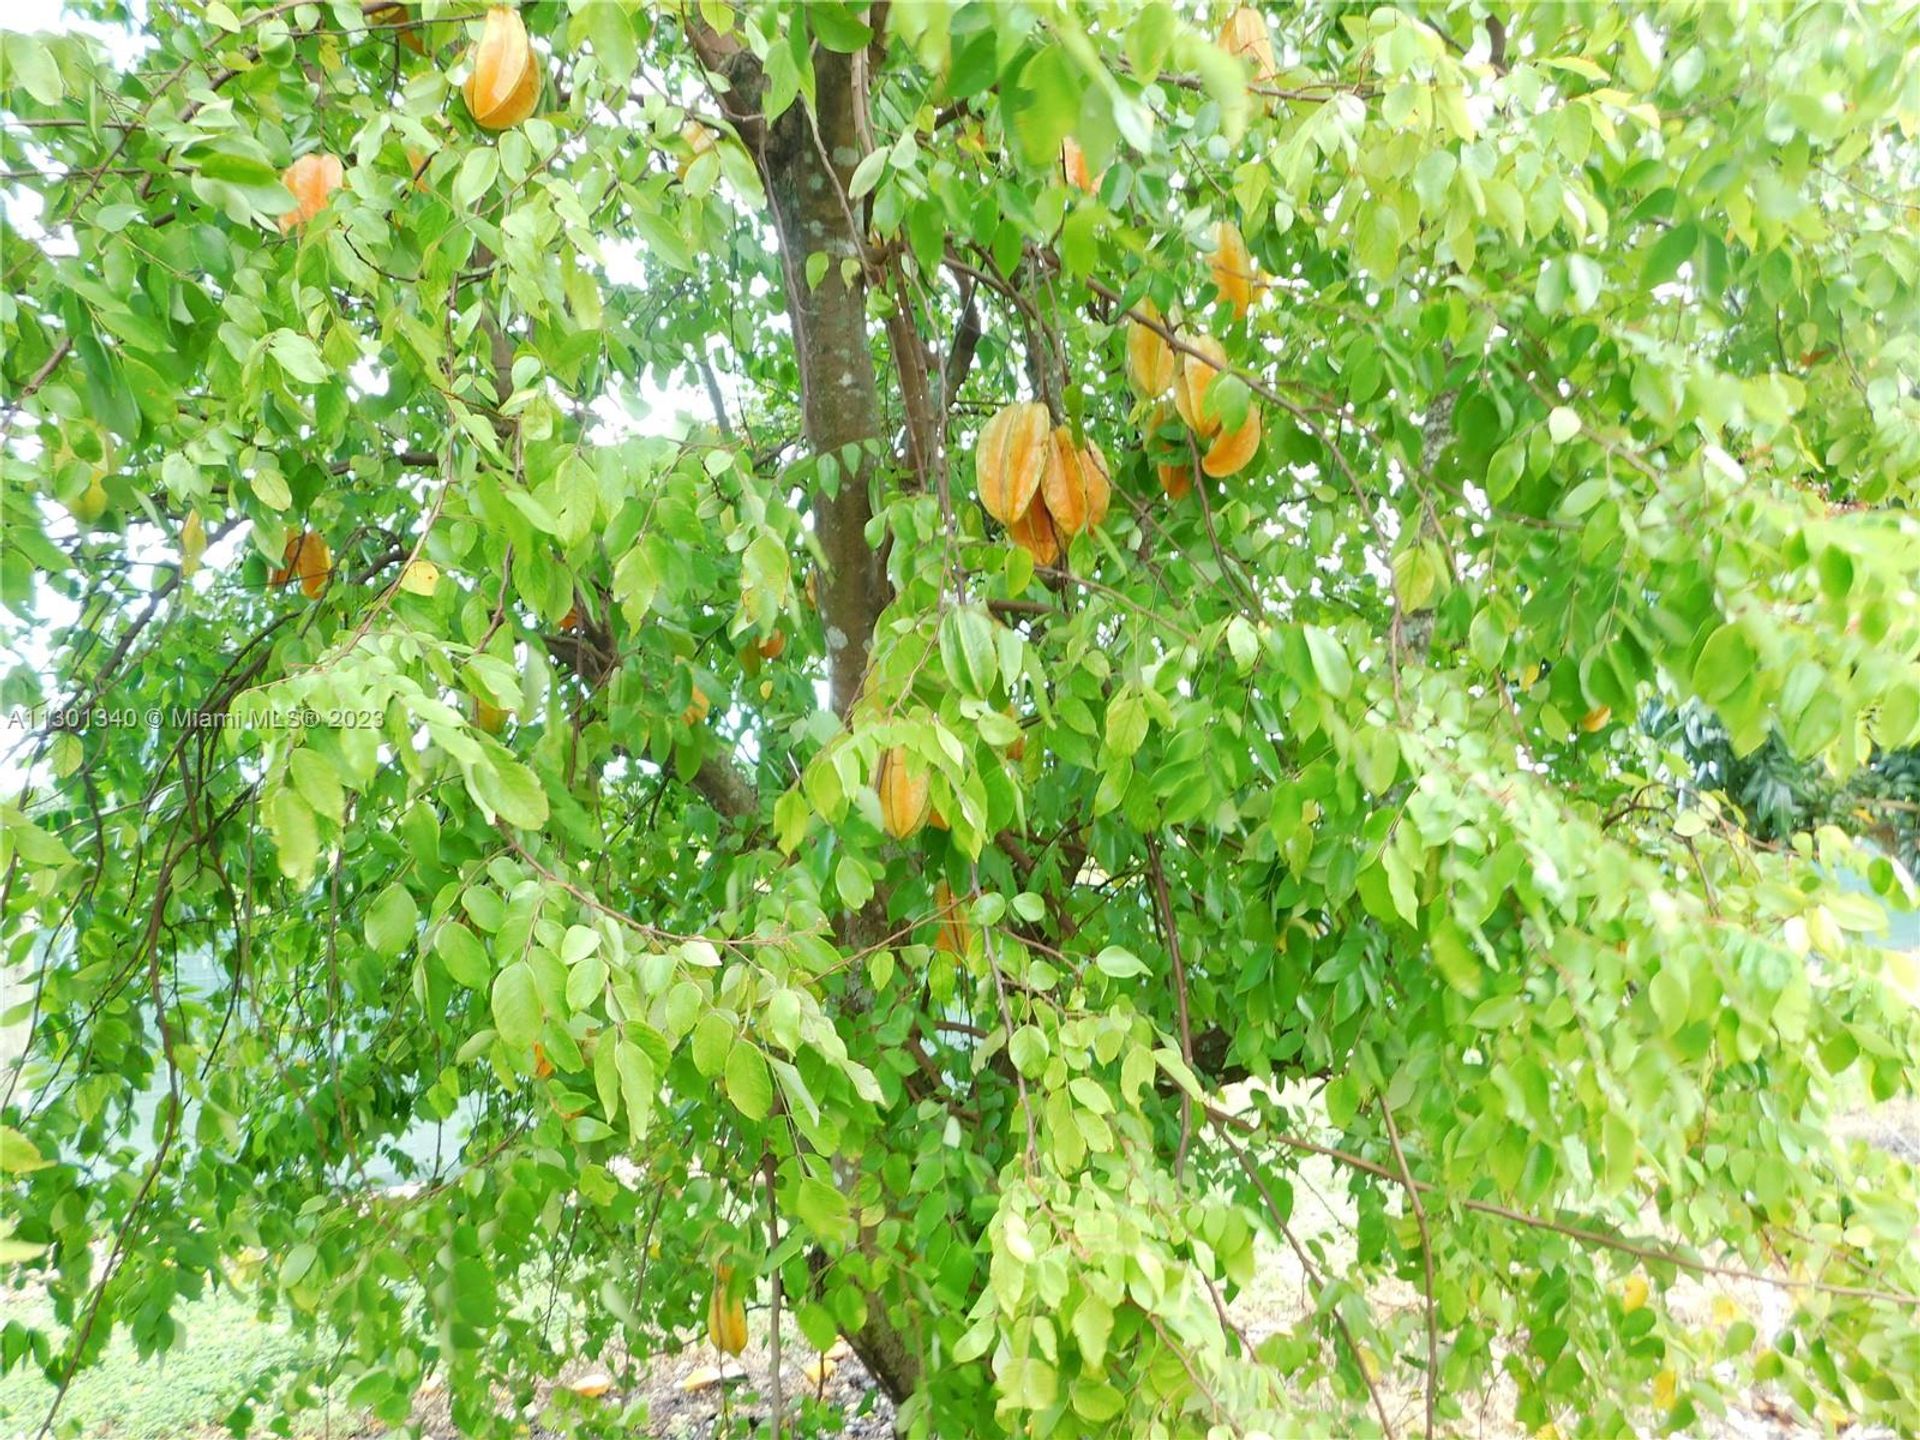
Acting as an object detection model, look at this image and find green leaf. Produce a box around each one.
[436,925,492,989]
[1071,1379,1125,1421]
[1648,962,1690,1035]
[848,148,889,200]
[1071,1293,1113,1367]
[724,1042,772,1120]
[580,2,638,85]
[1469,605,1510,670]
[1125,3,1176,78]
[691,1011,734,1077]
[1693,623,1755,704]
[491,962,541,1047]
[834,854,874,909]
[1009,1025,1049,1076]
[1643,221,1698,287]
[364,885,418,957]
[0,1125,50,1175]
[807,2,873,53]
[1105,685,1149,758]
[467,754,549,830]
[1225,615,1258,674]
[1094,946,1147,979]
[1303,626,1352,699]
[452,148,499,210]
[265,787,317,881]
[615,1037,654,1143]
[565,954,607,1012]
[269,331,328,386]
[794,1175,852,1245]
[3,34,63,104]
[1007,46,1082,169]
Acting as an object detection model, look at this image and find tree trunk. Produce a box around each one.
[690,27,921,1407]
[744,51,890,722]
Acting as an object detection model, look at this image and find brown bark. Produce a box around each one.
[695,28,890,723]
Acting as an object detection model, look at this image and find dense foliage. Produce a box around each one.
[4,3,1920,1437]
[1650,699,1920,872]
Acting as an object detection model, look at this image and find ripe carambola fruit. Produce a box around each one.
[1211,221,1256,319]
[1203,406,1261,478]
[1157,460,1194,500]
[1218,6,1277,81]
[1042,428,1111,537]
[875,745,931,840]
[706,1264,748,1356]
[271,530,332,600]
[1007,500,1060,567]
[462,6,541,132]
[1126,302,1175,398]
[932,880,972,957]
[368,2,427,55]
[1060,136,1094,194]
[1172,335,1228,439]
[975,401,1051,524]
[279,152,343,233]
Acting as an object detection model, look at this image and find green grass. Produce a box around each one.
[0,1288,323,1440]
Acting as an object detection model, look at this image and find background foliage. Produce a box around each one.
[4,2,1920,1437]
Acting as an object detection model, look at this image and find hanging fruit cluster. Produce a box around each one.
[975,403,1111,566]
[1127,303,1263,493]
[462,6,542,131]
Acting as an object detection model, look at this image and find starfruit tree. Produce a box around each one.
[4,2,1920,1438]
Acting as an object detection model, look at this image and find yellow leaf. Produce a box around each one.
[400,560,440,596]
